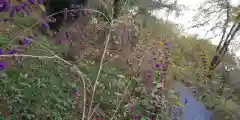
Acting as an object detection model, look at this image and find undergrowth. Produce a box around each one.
[0,7,181,120]
[2,1,240,120]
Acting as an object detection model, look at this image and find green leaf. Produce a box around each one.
[0,36,11,47]
[70,83,77,89]
[141,116,149,120]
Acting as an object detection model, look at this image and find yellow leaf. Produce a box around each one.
[159,41,164,46]
[39,5,46,12]
[175,101,184,106]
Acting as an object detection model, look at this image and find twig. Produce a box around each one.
[87,104,100,120]
[110,78,132,120]
[87,8,114,119]
[98,68,114,81]
[0,54,55,59]
[87,21,113,119]
[13,23,38,39]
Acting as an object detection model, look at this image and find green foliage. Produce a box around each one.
[1,1,240,120]
[0,36,12,48]
[0,58,77,119]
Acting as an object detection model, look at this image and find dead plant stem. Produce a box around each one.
[87,22,113,119]
[110,78,132,120]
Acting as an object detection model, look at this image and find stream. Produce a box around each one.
[171,82,213,120]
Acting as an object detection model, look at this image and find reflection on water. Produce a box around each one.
[171,82,213,120]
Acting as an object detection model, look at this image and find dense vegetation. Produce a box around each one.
[1,0,240,120]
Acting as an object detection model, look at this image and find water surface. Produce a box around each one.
[171,82,212,120]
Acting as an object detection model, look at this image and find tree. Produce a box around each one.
[192,0,240,80]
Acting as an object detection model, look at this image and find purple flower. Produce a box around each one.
[28,0,35,5]
[37,0,43,4]
[28,35,34,39]
[155,63,160,68]
[0,62,8,71]
[0,49,4,55]
[132,114,137,119]
[8,49,17,55]
[23,1,33,12]
[9,6,16,17]
[42,23,49,28]
[0,1,10,12]
[15,5,21,12]
[19,2,27,12]
[26,12,30,16]
[23,38,30,45]
[18,2,32,16]
[164,42,168,46]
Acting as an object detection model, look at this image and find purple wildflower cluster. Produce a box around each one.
[74,88,79,105]
[0,0,44,17]
[200,53,209,76]
[160,39,170,86]
[41,22,49,30]
[130,101,152,120]
[0,0,9,12]
[129,40,171,120]
[144,39,170,90]
[0,33,37,71]
[150,40,170,89]
[145,70,154,91]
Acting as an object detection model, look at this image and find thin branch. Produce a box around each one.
[216,1,230,51]
[87,18,113,119]
[87,104,100,120]
[110,77,132,120]
[0,54,55,59]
